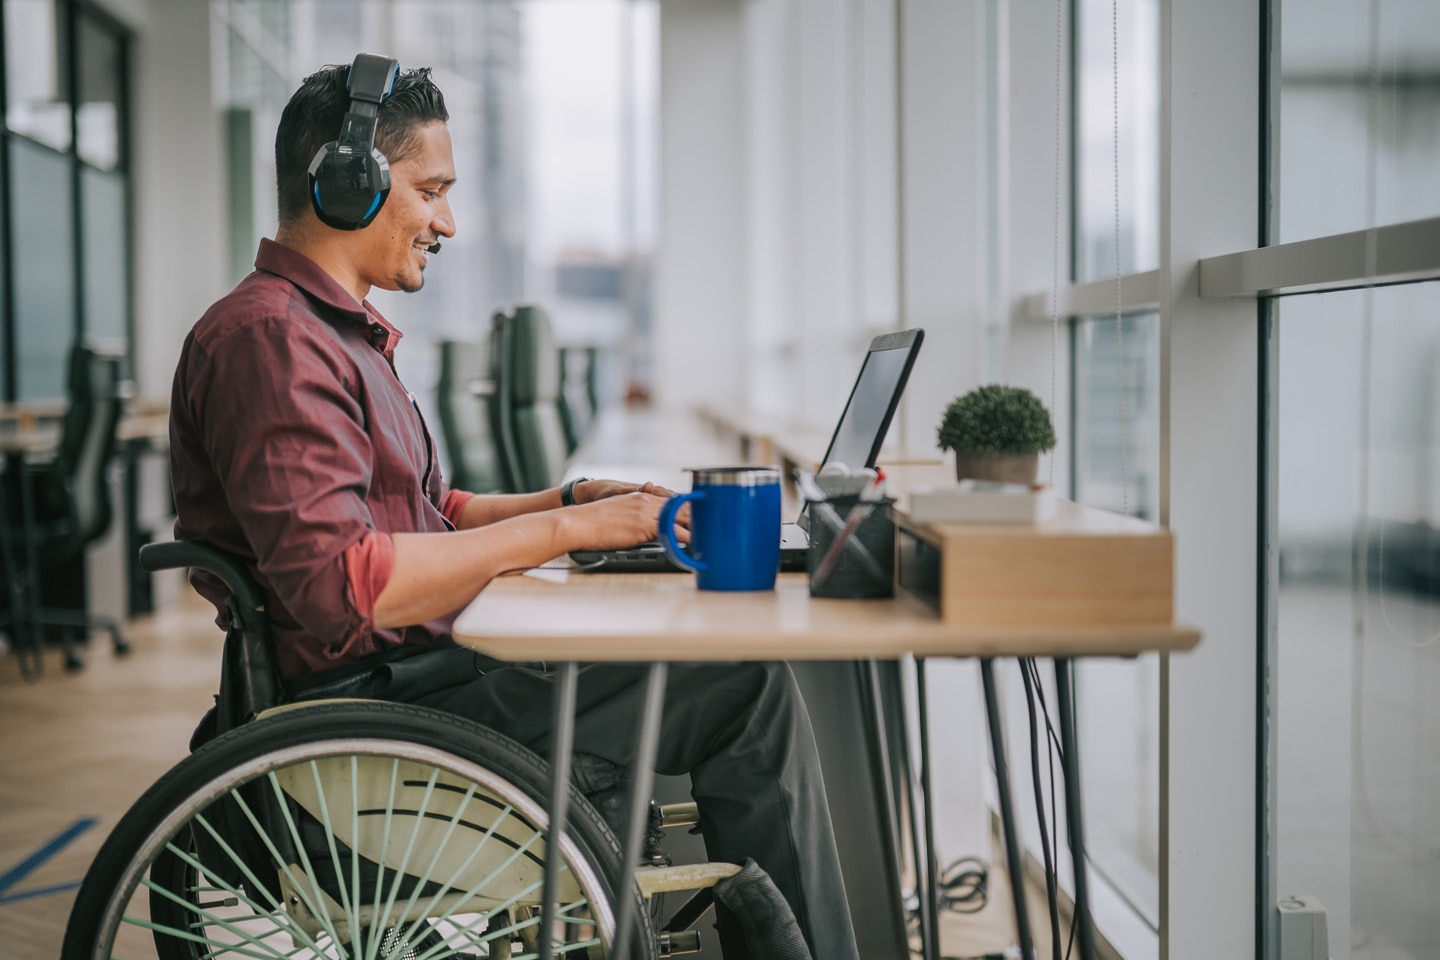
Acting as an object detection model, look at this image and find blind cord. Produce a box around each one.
[1112,0,1130,517]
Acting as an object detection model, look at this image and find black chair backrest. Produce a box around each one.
[138,540,282,733]
[557,346,597,454]
[435,337,513,494]
[65,347,126,546]
[499,304,571,492]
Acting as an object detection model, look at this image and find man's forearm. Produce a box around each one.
[455,489,564,529]
[372,511,566,628]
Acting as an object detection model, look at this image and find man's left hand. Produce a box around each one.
[574,479,679,503]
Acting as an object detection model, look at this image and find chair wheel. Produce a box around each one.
[112,636,132,656]
[64,653,84,672]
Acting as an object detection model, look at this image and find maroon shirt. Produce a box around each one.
[171,239,465,681]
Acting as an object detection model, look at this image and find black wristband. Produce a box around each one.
[561,477,589,507]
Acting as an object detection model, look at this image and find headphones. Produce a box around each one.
[307,53,401,231]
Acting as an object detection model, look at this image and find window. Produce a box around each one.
[1073,0,1159,282]
[4,0,70,152]
[1,0,132,402]
[1277,1,1440,243]
[1069,0,1163,940]
[1265,5,1440,956]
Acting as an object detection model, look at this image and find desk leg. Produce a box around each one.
[1053,658,1097,960]
[865,658,929,960]
[611,661,667,960]
[914,659,942,960]
[981,659,1035,960]
[540,662,579,960]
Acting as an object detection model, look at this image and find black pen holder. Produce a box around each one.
[805,496,896,599]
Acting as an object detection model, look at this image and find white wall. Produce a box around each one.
[653,0,747,413]
[131,0,228,399]
[1159,0,1260,956]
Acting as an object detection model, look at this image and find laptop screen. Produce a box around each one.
[820,329,925,472]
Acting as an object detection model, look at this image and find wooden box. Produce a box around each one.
[894,498,1175,628]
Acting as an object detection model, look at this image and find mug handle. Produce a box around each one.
[659,491,707,572]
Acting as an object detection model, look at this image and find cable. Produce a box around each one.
[938,856,989,915]
[1021,659,1063,960]
[1024,658,1077,960]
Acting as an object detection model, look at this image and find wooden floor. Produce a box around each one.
[0,591,219,959]
[0,587,1072,960]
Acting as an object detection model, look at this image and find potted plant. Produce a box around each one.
[937,384,1056,484]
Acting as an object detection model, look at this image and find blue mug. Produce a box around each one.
[659,466,782,591]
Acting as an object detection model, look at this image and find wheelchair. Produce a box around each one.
[61,541,739,960]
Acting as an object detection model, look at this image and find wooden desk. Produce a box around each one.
[459,405,1198,960]
[455,570,1197,960]
[455,571,1198,663]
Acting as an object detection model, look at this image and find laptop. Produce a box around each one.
[569,327,925,572]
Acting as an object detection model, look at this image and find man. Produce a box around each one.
[169,61,860,960]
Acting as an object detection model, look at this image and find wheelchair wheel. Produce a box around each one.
[63,700,654,960]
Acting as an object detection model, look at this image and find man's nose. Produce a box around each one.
[433,199,456,238]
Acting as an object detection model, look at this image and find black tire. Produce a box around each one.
[62,700,654,960]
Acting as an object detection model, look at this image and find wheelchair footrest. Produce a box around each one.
[659,930,702,956]
[634,861,742,898]
[657,801,700,828]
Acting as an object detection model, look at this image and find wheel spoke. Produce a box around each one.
[372,767,442,951]
[175,809,332,956]
[362,758,402,960]
[304,758,363,947]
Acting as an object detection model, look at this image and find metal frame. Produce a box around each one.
[1197,216,1440,299]
[1020,269,1160,322]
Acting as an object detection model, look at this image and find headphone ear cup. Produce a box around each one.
[308,142,391,230]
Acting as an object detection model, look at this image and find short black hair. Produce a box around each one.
[274,62,449,225]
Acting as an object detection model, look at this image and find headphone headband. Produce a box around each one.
[308,53,401,231]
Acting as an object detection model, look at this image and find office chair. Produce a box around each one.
[2,345,131,676]
[435,336,514,494]
[496,305,573,492]
[558,344,599,454]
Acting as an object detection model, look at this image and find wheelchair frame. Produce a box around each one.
[60,541,728,960]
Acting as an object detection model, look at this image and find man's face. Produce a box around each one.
[357,121,457,294]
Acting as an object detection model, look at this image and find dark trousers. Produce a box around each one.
[313,640,860,960]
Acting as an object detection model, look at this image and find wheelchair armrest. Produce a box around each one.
[139,540,267,616]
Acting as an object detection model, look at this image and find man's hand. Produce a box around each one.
[572,479,691,536]
[560,490,689,551]
[572,478,679,503]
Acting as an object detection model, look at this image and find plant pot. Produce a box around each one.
[953,452,1039,485]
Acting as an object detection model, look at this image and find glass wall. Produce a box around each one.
[1,0,132,401]
[1277,0,1440,243]
[1071,309,1162,931]
[1272,282,1440,960]
[1069,0,1163,939]
[1073,0,1159,281]
[1268,2,1440,959]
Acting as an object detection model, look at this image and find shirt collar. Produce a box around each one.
[254,238,404,353]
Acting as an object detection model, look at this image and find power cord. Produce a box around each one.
[1021,657,1078,960]
[938,856,989,914]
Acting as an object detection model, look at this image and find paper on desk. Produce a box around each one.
[523,554,577,583]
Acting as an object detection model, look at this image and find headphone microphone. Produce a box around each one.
[308,53,401,231]
[426,241,442,255]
